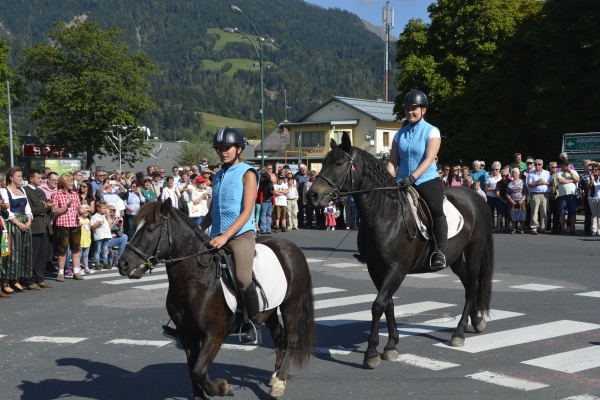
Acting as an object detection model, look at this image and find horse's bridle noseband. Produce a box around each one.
[125,213,218,273]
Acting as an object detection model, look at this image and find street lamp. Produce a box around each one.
[228,4,264,167]
[105,125,139,173]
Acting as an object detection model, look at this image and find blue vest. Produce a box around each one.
[395,119,439,185]
[210,162,258,239]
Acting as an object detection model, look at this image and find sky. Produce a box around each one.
[304,0,431,36]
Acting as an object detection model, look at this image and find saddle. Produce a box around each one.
[217,243,288,315]
[405,186,464,240]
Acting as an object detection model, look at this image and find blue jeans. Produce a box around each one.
[259,201,273,233]
[93,239,110,263]
[107,234,128,257]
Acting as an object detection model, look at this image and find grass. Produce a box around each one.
[201,112,259,134]
[206,28,275,76]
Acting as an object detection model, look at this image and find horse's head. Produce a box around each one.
[309,132,356,207]
[117,198,177,279]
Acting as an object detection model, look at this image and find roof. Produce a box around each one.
[299,96,398,123]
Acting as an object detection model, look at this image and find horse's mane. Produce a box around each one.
[353,147,400,200]
[135,201,211,243]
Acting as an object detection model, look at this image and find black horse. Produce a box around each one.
[309,133,494,369]
[117,199,315,399]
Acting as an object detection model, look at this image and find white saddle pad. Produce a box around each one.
[406,195,464,240]
[220,243,288,313]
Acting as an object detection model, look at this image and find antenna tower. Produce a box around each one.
[382,1,394,102]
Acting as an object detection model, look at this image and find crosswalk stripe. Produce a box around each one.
[561,395,600,400]
[106,339,171,347]
[313,287,347,295]
[394,354,460,370]
[221,343,258,351]
[521,345,600,373]
[405,273,450,279]
[82,271,124,280]
[323,262,362,268]
[23,336,87,344]
[315,347,355,355]
[378,309,524,338]
[306,258,324,263]
[315,294,379,310]
[317,301,454,327]
[133,282,169,290]
[104,274,168,285]
[508,283,564,291]
[438,320,600,353]
[466,371,548,391]
[575,291,600,298]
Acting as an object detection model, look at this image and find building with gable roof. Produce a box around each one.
[277,96,403,170]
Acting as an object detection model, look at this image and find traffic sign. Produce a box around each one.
[562,133,600,152]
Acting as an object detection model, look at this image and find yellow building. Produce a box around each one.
[279,96,403,171]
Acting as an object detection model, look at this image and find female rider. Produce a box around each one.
[387,90,448,271]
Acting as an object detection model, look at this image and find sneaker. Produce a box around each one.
[83,268,95,275]
[94,263,103,271]
[56,274,65,282]
[331,227,335,231]
[73,273,84,280]
[65,269,74,279]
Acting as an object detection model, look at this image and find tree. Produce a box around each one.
[0,39,14,165]
[176,136,217,167]
[19,21,159,169]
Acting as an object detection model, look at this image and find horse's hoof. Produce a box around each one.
[473,318,487,334]
[363,355,381,369]
[215,378,234,396]
[381,349,399,361]
[450,336,465,347]
[268,371,278,387]
[268,377,286,398]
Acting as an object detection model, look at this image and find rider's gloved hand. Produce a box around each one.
[398,175,416,189]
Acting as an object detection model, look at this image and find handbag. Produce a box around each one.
[510,209,525,222]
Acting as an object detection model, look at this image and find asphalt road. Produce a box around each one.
[1,226,599,400]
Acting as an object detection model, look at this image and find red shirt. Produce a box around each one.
[52,190,82,227]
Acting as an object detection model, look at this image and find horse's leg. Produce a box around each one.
[179,331,233,398]
[264,311,285,388]
[450,253,479,347]
[380,298,400,361]
[364,268,404,369]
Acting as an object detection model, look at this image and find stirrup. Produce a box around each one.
[429,250,447,272]
[239,320,262,345]
[162,322,178,340]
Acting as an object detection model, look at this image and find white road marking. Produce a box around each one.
[561,396,600,400]
[23,336,87,344]
[394,354,460,370]
[575,291,600,298]
[306,258,324,263]
[133,282,169,290]
[509,283,564,291]
[405,273,450,279]
[466,371,548,391]
[315,347,355,355]
[103,274,168,285]
[323,262,362,268]
[221,343,257,351]
[313,287,347,295]
[317,301,454,327]
[453,279,502,283]
[522,345,600,373]
[106,339,171,347]
[315,294,379,310]
[438,320,600,353]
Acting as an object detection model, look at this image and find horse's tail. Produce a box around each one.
[289,273,316,369]
[476,228,494,316]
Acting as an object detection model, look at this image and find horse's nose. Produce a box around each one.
[117,259,129,275]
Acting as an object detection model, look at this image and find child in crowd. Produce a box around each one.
[79,206,94,274]
[472,180,487,201]
[286,178,299,230]
[273,175,289,232]
[90,200,112,270]
[324,200,337,230]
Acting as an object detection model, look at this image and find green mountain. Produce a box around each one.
[0,0,398,140]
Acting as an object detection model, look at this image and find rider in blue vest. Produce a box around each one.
[387,90,448,271]
[163,127,261,344]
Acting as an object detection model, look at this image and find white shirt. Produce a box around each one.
[161,187,180,208]
[90,213,111,240]
[273,183,288,206]
[0,187,33,220]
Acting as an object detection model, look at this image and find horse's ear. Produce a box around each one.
[330,138,337,149]
[340,132,352,151]
[160,197,172,216]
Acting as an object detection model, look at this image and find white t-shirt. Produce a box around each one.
[273,183,288,206]
[161,187,180,208]
[90,213,111,240]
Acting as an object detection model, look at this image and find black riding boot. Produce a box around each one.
[239,282,262,345]
[430,216,448,272]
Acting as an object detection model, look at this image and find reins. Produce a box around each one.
[125,213,220,273]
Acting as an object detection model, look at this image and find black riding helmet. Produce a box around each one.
[402,89,429,108]
[213,127,245,150]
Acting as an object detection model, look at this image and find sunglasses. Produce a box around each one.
[535,163,542,166]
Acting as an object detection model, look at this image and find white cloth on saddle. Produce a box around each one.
[406,195,464,240]
[220,243,288,314]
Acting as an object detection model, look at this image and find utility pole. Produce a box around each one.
[6,81,14,167]
[383,1,394,102]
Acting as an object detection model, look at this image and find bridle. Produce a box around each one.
[316,147,401,200]
[125,213,218,273]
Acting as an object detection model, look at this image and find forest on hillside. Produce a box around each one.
[0,0,398,141]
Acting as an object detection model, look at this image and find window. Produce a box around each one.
[295,131,326,147]
[383,131,389,147]
[332,130,350,144]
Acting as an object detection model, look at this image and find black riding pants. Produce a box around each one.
[415,178,445,217]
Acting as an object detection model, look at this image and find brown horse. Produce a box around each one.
[117,199,316,399]
[309,133,494,369]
